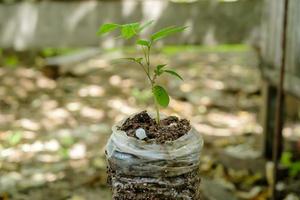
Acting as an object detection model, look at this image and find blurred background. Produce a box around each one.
[0,0,300,199]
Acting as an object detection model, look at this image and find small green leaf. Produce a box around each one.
[122,57,143,63]
[139,20,154,31]
[157,64,166,71]
[136,57,143,63]
[153,85,169,107]
[97,23,119,35]
[154,64,167,75]
[164,69,183,80]
[137,39,151,47]
[151,26,187,41]
[121,23,140,39]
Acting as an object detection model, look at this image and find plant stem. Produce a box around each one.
[153,89,160,124]
[139,43,161,124]
[138,62,152,83]
[145,45,160,124]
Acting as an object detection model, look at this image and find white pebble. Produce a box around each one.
[135,128,147,140]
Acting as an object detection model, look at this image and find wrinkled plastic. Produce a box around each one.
[106,114,203,178]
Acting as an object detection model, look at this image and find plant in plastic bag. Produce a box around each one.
[106,113,203,199]
[98,22,203,200]
[98,21,186,124]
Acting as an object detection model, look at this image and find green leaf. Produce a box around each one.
[151,26,187,41]
[137,39,151,47]
[164,69,183,80]
[121,23,140,39]
[281,152,292,167]
[97,23,119,35]
[289,162,300,177]
[122,57,143,63]
[157,64,166,71]
[153,85,169,107]
[154,64,167,75]
[139,20,154,31]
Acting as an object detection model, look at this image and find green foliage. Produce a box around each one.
[41,48,81,58]
[162,44,249,55]
[98,21,155,40]
[137,39,151,47]
[4,55,19,67]
[97,23,119,35]
[123,57,143,64]
[98,21,186,123]
[281,151,292,166]
[280,152,300,177]
[164,69,183,80]
[151,26,187,42]
[154,64,167,76]
[8,131,22,146]
[121,23,140,39]
[154,65,183,80]
[153,85,170,108]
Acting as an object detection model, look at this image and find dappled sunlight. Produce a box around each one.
[180,82,195,92]
[0,47,267,199]
[0,113,15,126]
[17,118,41,131]
[36,76,56,89]
[78,85,105,97]
[0,148,23,162]
[69,143,86,160]
[80,106,104,121]
[40,99,59,112]
[203,79,225,90]
[109,75,122,86]
[283,123,300,139]
[194,123,232,137]
[36,154,61,163]
[66,101,83,112]
[169,99,194,117]
[19,78,35,91]
[87,58,110,69]
[22,139,60,152]
[108,98,138,116]
[109,75,134,89]
[44,108,70,122]
[206,111,255,129]
[1,0,296,197]
[15,68,36,78]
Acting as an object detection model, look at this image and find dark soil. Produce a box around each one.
[119,111,191,144]
[108,168,201,200]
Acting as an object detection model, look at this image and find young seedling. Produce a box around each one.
[98,21,186,124]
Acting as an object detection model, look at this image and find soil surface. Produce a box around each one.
[119,111,191,143]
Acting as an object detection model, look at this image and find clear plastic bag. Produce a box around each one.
[106,113,204,199]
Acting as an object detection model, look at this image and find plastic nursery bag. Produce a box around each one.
[106,114,204,178]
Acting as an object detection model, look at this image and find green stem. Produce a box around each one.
[154,95,160,124]
[151,84,160,124]
[138,62,152,84]
[142,43,160,124]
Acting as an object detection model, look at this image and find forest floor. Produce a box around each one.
[0,46,299,200]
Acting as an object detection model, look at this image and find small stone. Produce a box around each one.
[135,128,147,140]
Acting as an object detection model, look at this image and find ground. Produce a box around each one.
[0,46,298,199]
